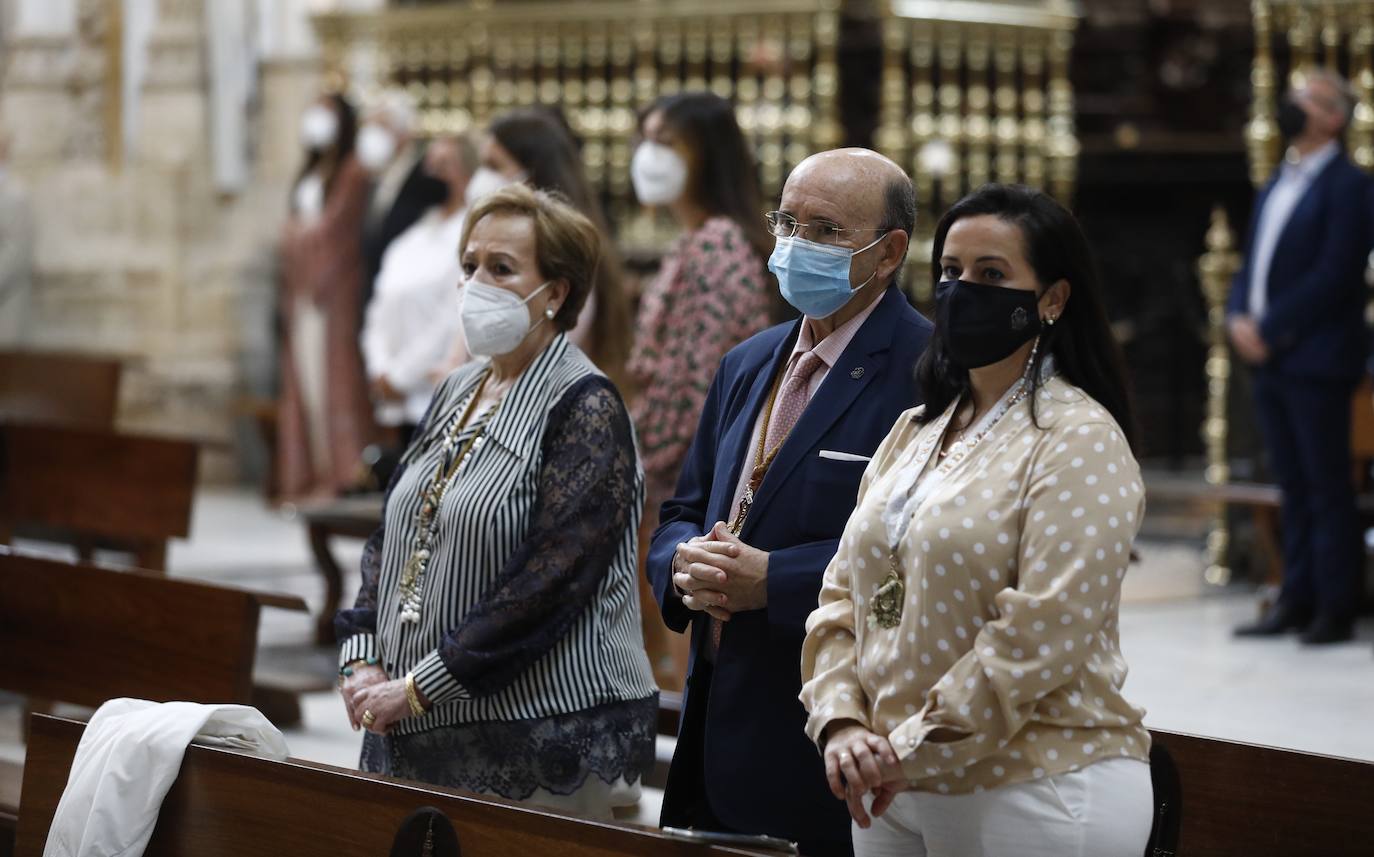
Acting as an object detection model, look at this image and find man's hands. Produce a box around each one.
[671,521,770,619]
[1228,315,1271,365]
[823,720,907,828]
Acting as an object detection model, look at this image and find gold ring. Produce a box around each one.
[362,710,376,727]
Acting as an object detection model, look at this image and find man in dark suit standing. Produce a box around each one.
[357,91,448,312]
[648,149,934,856]
[1230,69,1373,644]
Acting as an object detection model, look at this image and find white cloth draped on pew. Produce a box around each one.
[43,698,289,857]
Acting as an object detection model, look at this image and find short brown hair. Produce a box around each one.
[458,184,602,332]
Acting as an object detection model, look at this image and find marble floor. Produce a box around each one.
[4,487,1373,814]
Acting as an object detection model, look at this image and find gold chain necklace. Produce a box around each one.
[873,371,1033,631]
[727,363,789,535]
[397,373,497,624]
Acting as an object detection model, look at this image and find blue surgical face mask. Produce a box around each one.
[769,233,887,319]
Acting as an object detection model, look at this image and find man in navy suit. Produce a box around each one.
[647,149,934,856]
[1229,69,1373,644]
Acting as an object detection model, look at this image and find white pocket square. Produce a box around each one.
[819,450,871,462]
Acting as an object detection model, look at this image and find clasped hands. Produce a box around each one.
[1227,315,1270,366]
[823,721,909,828]
[672,521,769,620]
[339,665,416,735]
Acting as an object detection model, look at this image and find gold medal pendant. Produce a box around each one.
[729,488,753,536]
[868,553,905,630]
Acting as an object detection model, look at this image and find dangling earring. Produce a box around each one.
[1022,334,1041,383]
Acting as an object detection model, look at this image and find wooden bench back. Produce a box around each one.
[0,550,260,707]
[1151,729,1374,856]
[16,714,769,857]
[0,351,121,431]
[0,422,197,570]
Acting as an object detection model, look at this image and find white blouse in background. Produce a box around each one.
[362,206,468,425]
[292,171,324,222]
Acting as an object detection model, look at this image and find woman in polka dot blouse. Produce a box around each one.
[799,184,1152,857]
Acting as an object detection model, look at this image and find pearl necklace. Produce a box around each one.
[396,374,497,624]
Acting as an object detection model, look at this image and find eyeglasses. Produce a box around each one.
[765,211,887,246]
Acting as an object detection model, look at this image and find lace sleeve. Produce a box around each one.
[410,375,640,705]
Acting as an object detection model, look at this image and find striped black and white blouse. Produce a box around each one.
[337,334,658,738]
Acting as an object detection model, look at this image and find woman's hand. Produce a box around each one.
[350,677,414,735]
[339,664,388,731]
[868,782,911,821]
[823,720,903,827]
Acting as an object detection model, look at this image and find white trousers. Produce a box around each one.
[853,758,1153,857]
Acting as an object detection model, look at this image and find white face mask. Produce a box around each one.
[465,166,523,207]
[300,105,338,150]
[460,278,553,357]
[631,141,688,206]
[356,123,396,171]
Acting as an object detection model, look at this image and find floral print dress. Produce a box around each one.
[629,216,770,521]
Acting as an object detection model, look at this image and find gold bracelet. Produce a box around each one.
[404,672,428,718]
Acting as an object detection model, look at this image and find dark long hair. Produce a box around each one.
[640,92,773,263]
[488,108,631,382]
[291,92,357,211]
[490,108,603,229]
[915,184,1136,448]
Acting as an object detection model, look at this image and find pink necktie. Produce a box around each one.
[710,350,825,657]
[762,351,825,456]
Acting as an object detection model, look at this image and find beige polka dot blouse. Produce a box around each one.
[799,375,1150,795]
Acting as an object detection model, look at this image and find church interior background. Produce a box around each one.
[2,0,1374,837]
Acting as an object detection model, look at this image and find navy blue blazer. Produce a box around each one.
[648,285,933,845]
[1226,150,1372,380]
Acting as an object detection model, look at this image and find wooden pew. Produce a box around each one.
[0,421,197,571]
[0,549,308,849]
[0,350,121,431]
[16,714,772,857]
[1150,729,1374,856]
[0,549,294,708]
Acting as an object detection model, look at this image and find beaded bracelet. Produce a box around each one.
[340,655,379,678]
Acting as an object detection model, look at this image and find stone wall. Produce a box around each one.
[3,0,321,484]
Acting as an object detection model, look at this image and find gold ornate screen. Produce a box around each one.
[877,0,1080,255]
[313,0,1080,263]
[1247,0,1374,184]
[313,0,844,241]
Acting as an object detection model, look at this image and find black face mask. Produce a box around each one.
[1277,98,1308,140]
[935,279,1043,369]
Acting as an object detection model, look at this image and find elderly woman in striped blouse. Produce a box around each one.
[336,184,658,820]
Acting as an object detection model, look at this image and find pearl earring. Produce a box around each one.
[1045,315,1057,327]
[545,306,556,320]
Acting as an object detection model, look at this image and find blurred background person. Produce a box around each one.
[337,184,657,820]
[454,107,632,387]
[0,129,33,347]
[625,92,772,687]
[1228,69,1373,645]
[278,92,378,502]
[358,89,449,319]
[361,133,476,456]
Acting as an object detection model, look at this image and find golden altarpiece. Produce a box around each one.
[313,0,1080,296]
